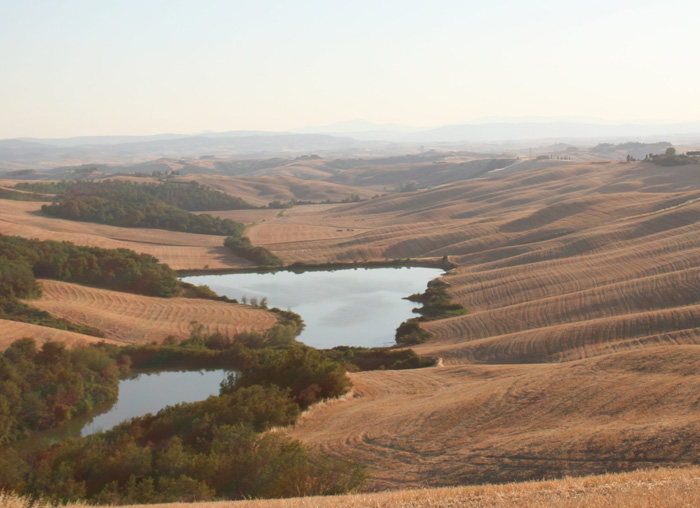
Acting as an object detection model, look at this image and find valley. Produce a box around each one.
[2,151,700,504]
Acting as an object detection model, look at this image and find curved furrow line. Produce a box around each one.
[31,280,277,345]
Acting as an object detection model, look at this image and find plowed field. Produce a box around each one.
[0,319,121,350]
[26,280,278,345]
[0,199,256,270]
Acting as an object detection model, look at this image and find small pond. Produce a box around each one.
[5,369,232,451]
[181,266,443,348]
[81,369,230,436]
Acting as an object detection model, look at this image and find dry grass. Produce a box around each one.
[0,318,121,350]
[246,162,700,488]
[0,199,256,271]
[17,467,699,508]
[18,280,278,346]
[291,346,700,488]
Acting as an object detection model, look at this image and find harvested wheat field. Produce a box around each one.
[22,280,278,345]
[0,319,121,350]
[238,161,700,488]
[0,199,256,270]
[8,467,698,508]
[292,346,700,488]
[183,174,375,207]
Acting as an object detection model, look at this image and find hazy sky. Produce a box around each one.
[2,0,700,138]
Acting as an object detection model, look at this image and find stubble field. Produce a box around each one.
[26,280,277,345]
[3,158,700,504]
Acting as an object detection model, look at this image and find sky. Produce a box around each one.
[2,0,700,138]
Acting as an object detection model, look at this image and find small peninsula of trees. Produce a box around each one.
[0,338,127,444]
[395,279,467,346]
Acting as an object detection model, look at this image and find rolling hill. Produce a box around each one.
[2,155,700,501]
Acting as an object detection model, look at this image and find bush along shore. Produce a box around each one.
[177,255,456,277]
[395,278,467,346]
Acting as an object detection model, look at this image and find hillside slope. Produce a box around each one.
[8,466,698,508]
[259,161,700,487]
[26,280,277,345]
[3,159,700,495]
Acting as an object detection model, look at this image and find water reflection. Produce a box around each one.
[182,267,443,348]
[82,369,229,436]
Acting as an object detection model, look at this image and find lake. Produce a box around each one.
[181,266,443,348]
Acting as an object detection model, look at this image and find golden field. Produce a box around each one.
[3,467,700,507]
[0,318,122,350]
[26,279,277,345]
[0,198,255,271]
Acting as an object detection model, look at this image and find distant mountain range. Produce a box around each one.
[0,134,379,169]
[291,118,700,143]
[2,119,700,170]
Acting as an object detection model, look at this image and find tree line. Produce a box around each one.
[0,234,181,334]
[644,147,700,167]
[16,180,255,211]
[23,180,249,236]
[224,235,283,268]
[41,196,246,237]
[17,180,283,267]
[0,234,181,298]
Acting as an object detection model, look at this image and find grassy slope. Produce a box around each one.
[24,279,277,346]
[5,467,700,507]
[0,318,121,350]
[0,199,256,271]
[257,161,700,486]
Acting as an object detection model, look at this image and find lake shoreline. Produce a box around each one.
[177,256,456,277]
[181,266,444,349]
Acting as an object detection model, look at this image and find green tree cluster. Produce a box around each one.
[394,181,419,192]
[0,234,181,297]
[644,147,698,166]
[16,180,255,211]
[0,339,126,444]
[30,180,250,236]
[42,197,246,236]
[224,236,283,268]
